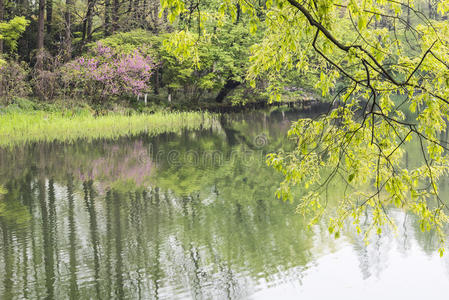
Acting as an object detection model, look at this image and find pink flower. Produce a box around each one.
[61,44,156,98]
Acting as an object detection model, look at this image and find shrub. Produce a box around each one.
[0,59,31,104]
[60,43,155,103]
[87,29,158,56]
[31,50,62,101]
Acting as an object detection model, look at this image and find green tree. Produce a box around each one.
[0,16,29,53]
[162,0,449,253]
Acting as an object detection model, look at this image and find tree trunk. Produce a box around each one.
[36,0,45,68]
[112,0,120,32]
[236,3,240,24]
[82,0,95,42]
[46,0,52,35]
[104,0,111,36]
[142,0,147,26]
[64,0,72,60]
[0,0,3,98]
[215,79,240,103]
[87,1,94,38]
[37,0,45,49]
[0,0,4,54]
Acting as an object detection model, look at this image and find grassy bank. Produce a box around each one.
[0,110,217,148]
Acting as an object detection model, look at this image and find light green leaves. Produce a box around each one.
[0,16,30,52]
[162,30,201,66]
[315,70,339,96]
[161,0,449,254]
[160,0,186,23]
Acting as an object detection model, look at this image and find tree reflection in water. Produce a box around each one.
[0,109,447,299]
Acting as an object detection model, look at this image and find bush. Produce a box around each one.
[87,29,158,56]
[60,43,155,103]
[0,59,31,104]
[31,50,62,101]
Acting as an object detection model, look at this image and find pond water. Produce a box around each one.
[0,109,448,299]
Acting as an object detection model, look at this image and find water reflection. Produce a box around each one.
[0,109,448,299]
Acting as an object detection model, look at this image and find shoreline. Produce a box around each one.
[0,110,217,148]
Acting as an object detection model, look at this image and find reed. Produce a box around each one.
[0,111,217,147]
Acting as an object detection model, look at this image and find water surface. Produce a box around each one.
[0,109,448,299]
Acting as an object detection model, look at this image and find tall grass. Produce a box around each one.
[0,111,217,147]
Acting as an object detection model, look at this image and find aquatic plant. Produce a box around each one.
[0,111,217,148]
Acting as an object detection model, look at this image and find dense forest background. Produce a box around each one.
[0,0,340,110]
[0,0,446,110]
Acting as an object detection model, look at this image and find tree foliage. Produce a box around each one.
[163,0,449,252]
[0,0,449,252]
[0,16,29,53]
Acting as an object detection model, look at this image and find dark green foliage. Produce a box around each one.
[0,0,322,106]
